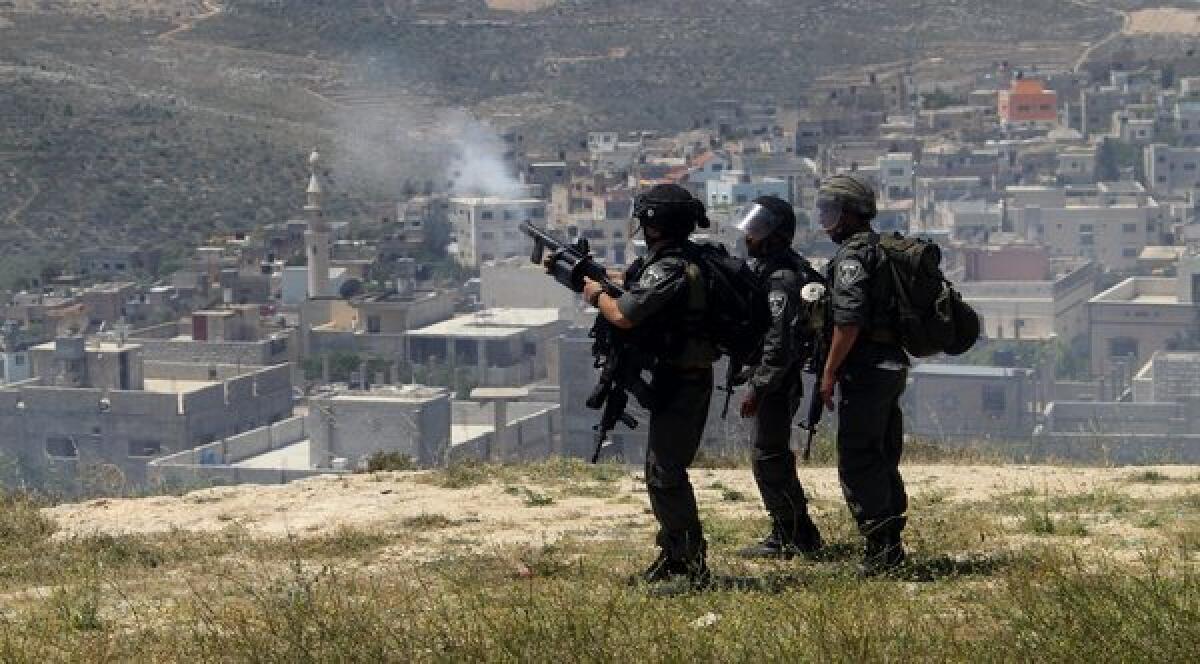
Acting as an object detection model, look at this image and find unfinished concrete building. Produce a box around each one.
[0,336,293,492]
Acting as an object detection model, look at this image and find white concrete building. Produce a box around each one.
[450,197,548,268]
[704,171,789,208]
[960,262,1097,343]
[876,153,914,202]
[1145,144,1200,196]
[1009,185,1166,271]
[1087,252,1200,375]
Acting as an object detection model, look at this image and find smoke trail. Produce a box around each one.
[326,76,523,199]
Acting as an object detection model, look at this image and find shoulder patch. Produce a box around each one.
[640,262,673,288]
[838,259,865,287]
[768,291,788,319]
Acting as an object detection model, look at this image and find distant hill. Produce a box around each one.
[0,1,1128,281]
[207,0,1119,129]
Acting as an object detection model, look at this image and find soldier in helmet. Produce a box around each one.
[581,183,719,587]
[815,173,911,577]
[734,195,826,559]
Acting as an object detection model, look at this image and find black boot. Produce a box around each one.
[738,518,823,560]
[634,549,711,587]
[636,549,684,584]
[858,524,906,578]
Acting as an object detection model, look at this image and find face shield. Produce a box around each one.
[814,194,846,231]
[735,203,783,241]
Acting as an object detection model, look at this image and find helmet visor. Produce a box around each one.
[814,194,845,230]
[735,203,782,241]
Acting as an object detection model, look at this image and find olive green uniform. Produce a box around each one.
[825,231,909,541]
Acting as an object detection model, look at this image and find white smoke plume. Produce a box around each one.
[327,84,523,200]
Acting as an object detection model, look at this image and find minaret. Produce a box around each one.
[304,150,332,298]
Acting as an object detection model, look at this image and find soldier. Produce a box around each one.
[581,183,719,587]
[815,173,911,577]
[734,195,825,559]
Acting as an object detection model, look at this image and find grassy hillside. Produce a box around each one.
[0,0,1136,280]
[0,460,1195,660]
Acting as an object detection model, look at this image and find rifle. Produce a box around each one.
[716,360,744,419]
[796,281,829,462]
[521,222,653,463]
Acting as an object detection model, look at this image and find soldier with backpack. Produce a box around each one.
[733,195,827,559]
[581,183,720,588]
[815,173,913,577]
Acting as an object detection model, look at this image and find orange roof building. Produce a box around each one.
[998,78,1058,124]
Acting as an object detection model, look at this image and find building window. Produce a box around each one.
[481,211,494,221]
[1122,223,1138,233]
[14,355,23,366]
[1186,163,1198,171]
[46,436,78,459]
[503,210,515,221]
[129,440,163,458]
[367,315,382,334]
[1109,337,1138,359]
[982,386,1006,414]
[530,208,544,219]
[1122,248,1138,258]
[481,231,495,240]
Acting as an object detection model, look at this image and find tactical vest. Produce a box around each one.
[626,245,718,369]
[834,232,901,346]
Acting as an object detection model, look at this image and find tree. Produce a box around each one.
[1095,139,1121,182]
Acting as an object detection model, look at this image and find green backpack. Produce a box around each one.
[874,233,980,358]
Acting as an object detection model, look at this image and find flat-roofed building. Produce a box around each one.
[904,364,1036,442]
[1087,258,1200,375]
[406,308,568,387]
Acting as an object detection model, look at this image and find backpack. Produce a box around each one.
[873,233,980,358]
[684,241,772,366]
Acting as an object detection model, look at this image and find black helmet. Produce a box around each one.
[736,195,796,242]
[633,183,710,237]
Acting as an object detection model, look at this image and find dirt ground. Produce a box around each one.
[1126,8,1200,35]
[44,464,1199,560]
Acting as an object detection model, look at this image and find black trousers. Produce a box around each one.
[836,365,908,538]
[644,365,713,561]
[751,370,811,531]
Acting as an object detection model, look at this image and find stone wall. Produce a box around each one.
[136,335,292,367]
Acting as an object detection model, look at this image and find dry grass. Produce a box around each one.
[6,460,1198,660]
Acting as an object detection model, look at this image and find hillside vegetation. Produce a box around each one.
[0,460,1195,660]
[0,0,1131,279]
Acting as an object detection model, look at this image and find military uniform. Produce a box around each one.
[826,231,910,543]
[617,241,717,566]
[745,248,823,545]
